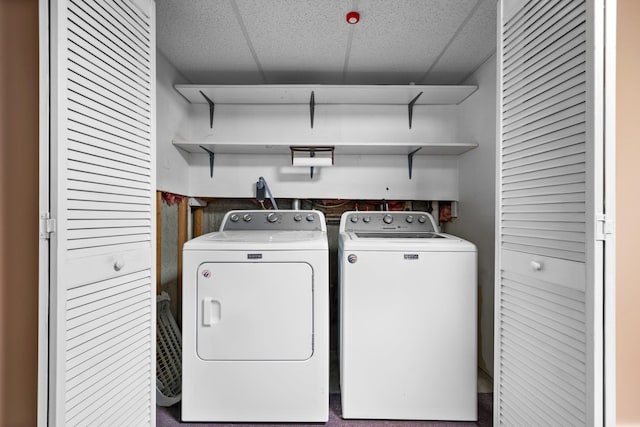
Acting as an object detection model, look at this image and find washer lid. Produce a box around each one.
[354,232,445,239]
[340,232,476,252]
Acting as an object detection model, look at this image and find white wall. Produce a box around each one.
[447,54,497,378]
[188,152,459,200]
[156,50,192,195]
[178,102,467,200]
[184,103,463,144]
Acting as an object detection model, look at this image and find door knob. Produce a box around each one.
[530,260,543,272]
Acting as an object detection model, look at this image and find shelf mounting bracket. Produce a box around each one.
[408,147,422,179]
[309,91,315,129]
[408,91,423,129]
[200,145,215,178]
[199,90,215,128]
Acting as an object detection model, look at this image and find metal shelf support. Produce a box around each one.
[310,151,315,179]
[408,91,423,129]
[200,145,215,177]
[200,90,215,128]
[309,91,315,128]
[408,147,422,179]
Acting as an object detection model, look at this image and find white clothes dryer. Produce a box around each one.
[338,211,477,421]
[182,210,329,422]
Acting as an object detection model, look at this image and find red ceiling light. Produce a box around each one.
[346,11,360,24]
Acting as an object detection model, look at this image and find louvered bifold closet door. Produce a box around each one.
[497,0,604,426]
[49,0,156,425]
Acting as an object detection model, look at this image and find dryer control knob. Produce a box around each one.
[406,215,414,223]
[350,215,358,223]
[383,214,393,224]
[306,213,315,222]
[230,214,240,222]
[243,214,252,222]
[293,214,302,222]
[363,216,371,223]
[267,212,279,223]
[418,215,427,223]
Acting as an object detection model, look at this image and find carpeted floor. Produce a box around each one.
[156,393,493,426]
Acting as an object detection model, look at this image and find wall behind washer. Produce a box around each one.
[447,54,497,379]
[183,102,462,200]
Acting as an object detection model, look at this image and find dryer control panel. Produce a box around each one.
[221,210,326,232]
[340,211,437,233]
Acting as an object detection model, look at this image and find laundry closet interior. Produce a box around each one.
[155,0,497,385]
[44,0,609,425]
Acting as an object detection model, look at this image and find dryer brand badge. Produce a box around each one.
[347,254,358,264]
[404,254,419,260]
[202,270,211,278]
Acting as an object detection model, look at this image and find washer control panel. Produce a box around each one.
[222,210,325,231]
[341,211,437,233]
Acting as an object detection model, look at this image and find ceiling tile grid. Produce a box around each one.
[422,0,498,84]
[155,0,497,85]
[234,0,349,77]
[346,0,477,76]
[156,0,261,83]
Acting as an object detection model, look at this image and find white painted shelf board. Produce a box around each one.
[173,140,478,156]
[175,84,478,105]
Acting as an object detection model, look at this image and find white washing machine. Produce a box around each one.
[338,211,477,421]
[182,210,329,422]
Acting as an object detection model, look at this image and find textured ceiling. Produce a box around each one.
[156,0,497,85]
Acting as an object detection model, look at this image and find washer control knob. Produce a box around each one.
[306,213,315,222]
[350,215,358,223]
[267,212,279,223]
[406,215,414,223]
[293,214,302,222]
[383,214,393,224]
[243,214,252,222]
[363,216,371,223]
[230,214,240,222]
[418,215,427,223]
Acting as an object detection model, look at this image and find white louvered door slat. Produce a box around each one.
[49,0,155,425]
[497,0,606,425]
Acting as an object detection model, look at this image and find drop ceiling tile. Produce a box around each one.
[346,0,478,81]
[235,0,349,83]
[156,0,263,83]
[425,0,497,84]
[156,0,495,85]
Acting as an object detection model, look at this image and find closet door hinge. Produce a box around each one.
[596,214,614,241]
[39,212,56,240]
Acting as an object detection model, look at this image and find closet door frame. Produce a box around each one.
[38,0,51,423]
[495,0,615,425]
[39,0,157,424]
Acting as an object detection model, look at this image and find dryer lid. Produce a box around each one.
[184,230,328,251]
